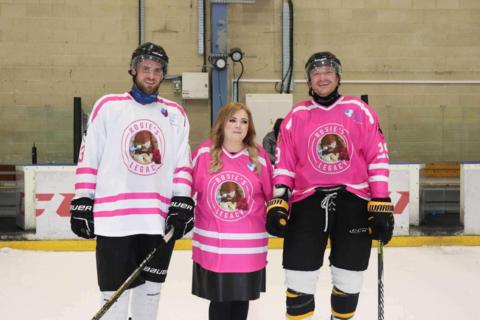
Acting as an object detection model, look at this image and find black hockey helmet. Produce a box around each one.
[305,51,342,83]
[129,42,169,76]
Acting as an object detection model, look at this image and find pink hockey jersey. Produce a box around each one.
[192,140,273,273]
[274,96,390,203]
[74,92,192,237]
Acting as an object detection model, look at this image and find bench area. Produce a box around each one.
[419,162,461,232]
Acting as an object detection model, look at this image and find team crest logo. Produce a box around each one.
[122,119,165,175]
[344,109,363,123]
[308,123,352,174]
[345,109,353,117]
[207,171,253,221]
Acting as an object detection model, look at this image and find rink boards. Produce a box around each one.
[10,163,480,240]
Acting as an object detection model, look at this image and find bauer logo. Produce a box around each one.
[348,227,369,234]
[122,119,166,176]
[206,171,254,222]
[308,123,352,174]
[142,266,167,275]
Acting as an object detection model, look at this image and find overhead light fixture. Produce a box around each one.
[229,47,243,62]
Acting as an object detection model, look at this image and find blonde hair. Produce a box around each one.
[209,102,261,174]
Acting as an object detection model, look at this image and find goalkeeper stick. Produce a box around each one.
[378,240,384,320]
[91,227,175,320]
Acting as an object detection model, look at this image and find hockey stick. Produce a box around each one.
[91,227,175,320]
[378,240,384,320]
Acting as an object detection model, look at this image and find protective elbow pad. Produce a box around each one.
[286,288,315,319]
[331,287,359,320]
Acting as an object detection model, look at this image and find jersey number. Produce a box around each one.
[274,147,281,165]
[378,142,389,159]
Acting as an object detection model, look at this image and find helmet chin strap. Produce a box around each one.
[309,87,341,107]
[130,83,158,105]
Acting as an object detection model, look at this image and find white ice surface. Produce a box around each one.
[1,246,479,320]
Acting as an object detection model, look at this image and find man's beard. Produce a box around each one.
[136,80,160,96]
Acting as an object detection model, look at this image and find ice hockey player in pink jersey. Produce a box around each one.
[191,102,273,320]
[266,52,394,320]
[69,42,194,320]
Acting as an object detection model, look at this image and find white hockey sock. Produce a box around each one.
[100,289,130,320]
[130,281,162,320]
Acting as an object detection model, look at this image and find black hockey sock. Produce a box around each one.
[286,288,315,319]
[331,286,359,319]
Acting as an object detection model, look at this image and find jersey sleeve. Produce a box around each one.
[191,141,211,201]
[172,109,193,197]
[272,111,296,190]
[191,145,200,199]
[74,97,107,199]
[259,147,273,201]
[363,105,390,198]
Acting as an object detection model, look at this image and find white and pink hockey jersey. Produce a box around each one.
[74,92,192,237]
[192,140,273,273]
[274,96,390,203]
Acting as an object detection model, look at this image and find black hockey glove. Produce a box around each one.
[70,197,95,239]
[266,185,290,238]
[367,198,395,245]
[166,196,195,240]
[266,198,289,238]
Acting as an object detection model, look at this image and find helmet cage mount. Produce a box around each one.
[129,42,169,76]
[306,59,342,83]
[130,55,168,76]
[305,52,342,83]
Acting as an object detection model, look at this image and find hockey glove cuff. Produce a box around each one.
[70,197,95,239]
[166,196,195,240]
[367,197,394,245]
[266,198,289,238]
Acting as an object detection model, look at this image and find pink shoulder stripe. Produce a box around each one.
[92,94,132,121]
[157,98,187,117]
[292,100,313,110]
[75,167,97,175]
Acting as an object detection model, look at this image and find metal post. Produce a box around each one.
[139,0,145,45]
[73,97,82,164]
[210,3,228,124]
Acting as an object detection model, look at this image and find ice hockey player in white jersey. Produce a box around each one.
[70,42,194,320]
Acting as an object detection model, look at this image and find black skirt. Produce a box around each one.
[192,262,266,302]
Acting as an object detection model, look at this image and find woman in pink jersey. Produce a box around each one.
[191,102,273,320]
